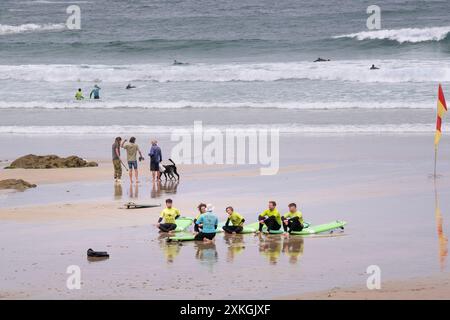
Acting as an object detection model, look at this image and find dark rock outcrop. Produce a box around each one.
[5,154,98,169]
[0,179,37,190]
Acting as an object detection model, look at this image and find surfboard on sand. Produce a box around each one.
[167,222,260,242]
[124,202,161,209]
[265,220,346,235]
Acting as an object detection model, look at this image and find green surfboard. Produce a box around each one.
[167,222,259,242]
[266,220,346,235]
[174,217,194,232]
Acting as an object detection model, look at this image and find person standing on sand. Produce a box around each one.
[194,204,218,243]
[112,137,122,183]
[148,140,162,181]
[222,206,245,234]
[157,198,180,233]
[256,201,282,233]
[121,137,143,184]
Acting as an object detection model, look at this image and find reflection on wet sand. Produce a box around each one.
[151,180,179,198]
[195,242,218,270]
[158,233,307,267]
[434,181,448,270]
[258,235,283,265]
[114,183,122,200]
[224,233,245,262]
[159,235,181,264]
[128,183,139,199]
[282,236,304,264]
[258,235,304,265]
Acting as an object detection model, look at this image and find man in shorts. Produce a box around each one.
[121,137,143,183]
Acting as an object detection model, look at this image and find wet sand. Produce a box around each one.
[1,134,450,299]
[288,273,450,300]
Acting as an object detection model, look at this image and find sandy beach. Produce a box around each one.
[2,0,450,303]
[1,134,449,299]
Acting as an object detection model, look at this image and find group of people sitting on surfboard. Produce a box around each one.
[156,199,305,243]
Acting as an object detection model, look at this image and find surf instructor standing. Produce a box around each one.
[112,137,122,183]
[149,140,162,181]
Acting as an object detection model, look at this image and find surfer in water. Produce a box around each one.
[281,203,304,235]
[370,64,380,70]
[314,57,330,62]
[194,204,218,243]
[222,206,245,234]
[126,83,136,89]
[89,84,101,99]
[157,198,180,233]
[194,203,207,233]
[173,60,188,65]
[257,201,282,233]
[75,88,84,100]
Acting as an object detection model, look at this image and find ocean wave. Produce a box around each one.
[0,100,431,110]
[0,124,435,135]
[334,26,450,44]
[0,60,448,83]
[0,23,66,36]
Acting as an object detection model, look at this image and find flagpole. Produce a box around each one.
[434,145,438,178]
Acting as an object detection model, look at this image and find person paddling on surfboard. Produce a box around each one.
[257,201,282,234]
[282,203,304,235]
[157,198,180,233]
[194,203,207,234]
[222,206,245,234]
[194,204,218,243]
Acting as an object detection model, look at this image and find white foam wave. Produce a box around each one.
[0,23,65,35]
[334,26,450,43]
[1,60,448,83]
[0,100,430,110]
[0,124,435,135]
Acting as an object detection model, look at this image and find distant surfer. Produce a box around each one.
[173,60,188,65]
[314,57,330,62]
[281,203,304,234]
[89,84,101,99]
[75,88,84,100]
[370,64,380,70]
[126,83,136,89]
[257,201,282,234]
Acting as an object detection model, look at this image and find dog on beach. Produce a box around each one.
[161,159,179,180]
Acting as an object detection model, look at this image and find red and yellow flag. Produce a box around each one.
[435,84,447,146]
